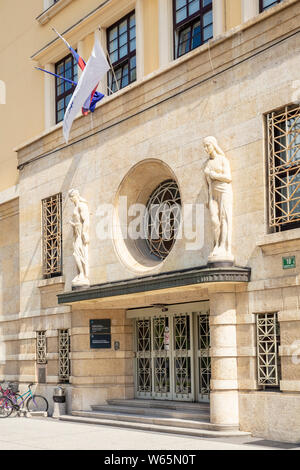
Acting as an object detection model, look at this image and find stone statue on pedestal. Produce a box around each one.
[68,189,90,288]
[204,136,234,265]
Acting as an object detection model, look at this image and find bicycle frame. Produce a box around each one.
[13,387,34,408]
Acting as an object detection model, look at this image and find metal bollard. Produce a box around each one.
[52,386,66,418]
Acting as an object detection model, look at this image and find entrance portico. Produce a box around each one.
[58,264,250,427]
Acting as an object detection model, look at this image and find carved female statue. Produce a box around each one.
[204,136,234,263]
[68,189,90,287]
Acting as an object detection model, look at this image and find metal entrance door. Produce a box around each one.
[133,303,211,402]
[196,312,211,402]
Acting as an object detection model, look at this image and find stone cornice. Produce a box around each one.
[57,265,251,305]
[36,0,75,25]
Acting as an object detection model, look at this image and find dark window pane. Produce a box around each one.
[174,0,213,58]
[260,0,282,11]
[55,52,77,123]
[176,6,187,23]
[107,11,136,94]
[189,0,200,15]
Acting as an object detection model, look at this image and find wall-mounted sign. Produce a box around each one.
[282,256,296,270]
[90,319,111,349]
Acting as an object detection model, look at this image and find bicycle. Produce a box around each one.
[0,395,14,418]
[0,382,48,413]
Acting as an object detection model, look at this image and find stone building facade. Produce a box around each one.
[1,0,300,443]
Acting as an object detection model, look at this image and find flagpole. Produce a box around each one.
[98,27,120,92]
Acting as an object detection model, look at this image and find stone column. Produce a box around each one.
[241,0,259,23]
[158,0,173,67]
[209,286,239,426]
[44,62,56,130]
[213,0,225,38]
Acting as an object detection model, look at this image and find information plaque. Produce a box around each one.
[90,319,111,349]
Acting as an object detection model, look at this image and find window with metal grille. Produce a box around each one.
[267,105,300,231]
[55,53,78,123]
[173,0,213,59]
[107,11,136,94]
[42,193,62,278]
[259,0,283,12]
[36,331,47,364]
[256,313,281,389]
[58,329,70,383]
[144,179,181,261]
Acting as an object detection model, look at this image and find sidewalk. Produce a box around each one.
[0,417,298,450]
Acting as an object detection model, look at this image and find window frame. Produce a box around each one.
[106,10,136,94]
[267,105,300,231]
[259,0,282,13]
[42,193,63,279]
[256,313,281,390]
[58,329,71,383]
[55,52,78,124]
[173,0,213,60]
[36,331,47,365]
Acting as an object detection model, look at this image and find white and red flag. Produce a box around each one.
[63,36,110,143]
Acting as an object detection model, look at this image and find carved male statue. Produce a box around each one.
[68,189,90,287]
[204,136,234,263]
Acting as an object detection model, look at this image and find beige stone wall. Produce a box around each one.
[70,307,134,410]
[0,199,20,378]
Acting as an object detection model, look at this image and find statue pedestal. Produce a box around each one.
[208,253,234,268]
[72,277,90,290]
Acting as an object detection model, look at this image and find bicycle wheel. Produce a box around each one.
[26,395,49,413]
[9,393,22,411]
[0,396,14,418]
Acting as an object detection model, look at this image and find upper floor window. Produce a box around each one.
[259,0,283,12]
[55,53,78,123]
[173,0,213,59]
[107,11,136,94]
[267,105,300,231]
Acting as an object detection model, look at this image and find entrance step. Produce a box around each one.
[107,399,210,412]
[59,413,250,438]
[91,405,210,422]
[59,400,250,437]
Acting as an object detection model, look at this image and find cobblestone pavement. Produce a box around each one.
[0,417,299,451]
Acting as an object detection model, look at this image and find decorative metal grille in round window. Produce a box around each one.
[144,179,181,260]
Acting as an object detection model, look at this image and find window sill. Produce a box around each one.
[38,276,65,288]
[257,228,300,255]
[36,0,74,25]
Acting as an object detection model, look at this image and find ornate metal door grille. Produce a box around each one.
[256,313,281,388]
[36,331,47,364]
[267,105,300,229]
[174,315,193,398]
[197,313,211,401]
[135,311,195,401]
[58,329,70,383]
[42,193,62,278]
[136,319,152,396]
[153,316,171,397]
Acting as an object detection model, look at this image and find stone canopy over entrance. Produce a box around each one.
[58,264,251,427]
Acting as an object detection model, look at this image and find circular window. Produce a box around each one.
[113,159,182,273]
[144,180,181,260]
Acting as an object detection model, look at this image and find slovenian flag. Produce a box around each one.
[63,36,110,143]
